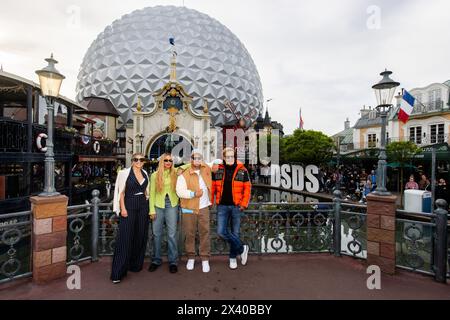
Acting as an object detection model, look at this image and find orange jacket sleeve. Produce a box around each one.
[240,170,252,208]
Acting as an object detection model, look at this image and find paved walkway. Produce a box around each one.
[1,254,448,300]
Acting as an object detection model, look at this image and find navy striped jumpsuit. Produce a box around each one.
[111,169,149,281]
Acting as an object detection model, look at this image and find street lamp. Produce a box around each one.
[36,54,65,197]
[372,69,400,196]
[137,134,144,153]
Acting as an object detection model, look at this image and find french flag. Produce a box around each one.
[398,89,415,123]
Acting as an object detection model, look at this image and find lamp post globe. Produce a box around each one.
[36,54,65,197]
[372,69,400,196]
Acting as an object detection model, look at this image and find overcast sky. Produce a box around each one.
[1,0,449,135]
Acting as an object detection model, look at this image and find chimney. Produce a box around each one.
[344,118,350,129]
[360,105,370,118]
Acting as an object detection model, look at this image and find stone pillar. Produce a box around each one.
[366,193,397,275]
[30,195,68,284]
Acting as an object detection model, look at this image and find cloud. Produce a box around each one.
[1,0,449,136]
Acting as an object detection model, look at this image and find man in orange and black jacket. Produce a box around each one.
[211,147,251,270]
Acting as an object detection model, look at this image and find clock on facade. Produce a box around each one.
[163,97,183,111]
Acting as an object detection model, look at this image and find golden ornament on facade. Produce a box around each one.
[169,88,178,97]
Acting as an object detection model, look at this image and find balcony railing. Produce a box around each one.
[0,119,29,153]
[73,134,114,157]
[0,119,115,157]
[387,134,449,146]
[113,147,126,155]
[412,100,445,114]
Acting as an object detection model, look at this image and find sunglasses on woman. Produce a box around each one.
[132,158,146,163]
[164,159,173,163]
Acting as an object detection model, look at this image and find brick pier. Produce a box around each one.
[366,193,397,275]
[30,195,68,284]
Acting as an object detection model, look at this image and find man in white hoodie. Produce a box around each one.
[176,149,213,273]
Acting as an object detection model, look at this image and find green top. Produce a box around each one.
[149,170,179,214]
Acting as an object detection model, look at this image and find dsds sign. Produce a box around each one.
[270,164,320,193]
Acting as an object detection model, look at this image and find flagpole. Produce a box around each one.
[299,107,301,130]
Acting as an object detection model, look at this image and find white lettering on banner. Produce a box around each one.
[280,164,291,189]
[271,164,320,193]
[292,165,304,191]
[270,164,281,188]
[305,165,320,193]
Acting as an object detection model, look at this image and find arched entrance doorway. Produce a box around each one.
[146,132,193,162]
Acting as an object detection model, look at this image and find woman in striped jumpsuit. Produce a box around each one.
[111,153,150,283]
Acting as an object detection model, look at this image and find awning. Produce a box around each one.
[77,156,117,162]
[387,162,416,169]
[414,143,450,161]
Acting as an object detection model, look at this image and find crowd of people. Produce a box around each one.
[317,164,450,205]
[317,164,378,203]
[221,161,450,205]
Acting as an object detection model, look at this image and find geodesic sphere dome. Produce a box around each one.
[76,5,264,126]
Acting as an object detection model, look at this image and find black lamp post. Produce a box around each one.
[137,134,144,153]
[35,54,65,197]
[372,69,400,196]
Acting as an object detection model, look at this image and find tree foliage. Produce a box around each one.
[386,141,421,164]
[280,129,335,165]
[386,141,421,195]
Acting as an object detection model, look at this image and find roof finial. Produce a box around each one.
[137,95,142,112]
[169,37,177,82]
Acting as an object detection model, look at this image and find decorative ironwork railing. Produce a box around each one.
[0,119,114,156]
[66,204,93,264]
[98,196,366,258]
[0,210,32,284]
[98,203,338,257]
[1,189,447,285]
[0,119,28,153]
[73,133,114,157]
[411,100,445,114]
[387,134,449,146]
[340,203,367,258]
[395,206,449,281]
[395,212,434,274]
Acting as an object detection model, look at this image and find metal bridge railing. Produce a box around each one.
[395,199,449,282]
[1,189,447,285]
[0,210,32,284]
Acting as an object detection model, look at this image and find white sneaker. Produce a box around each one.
[186,259,195,271]
[202,260,210,273]
[241,245,249,265]
[229,258,238,270]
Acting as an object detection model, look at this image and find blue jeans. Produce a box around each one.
[152,196,179,266]
[217,205,244,258]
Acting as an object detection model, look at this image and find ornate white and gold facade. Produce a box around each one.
[126,51,217,166]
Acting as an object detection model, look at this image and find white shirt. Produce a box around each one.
[194,170,211,209]
[176,171,211,210]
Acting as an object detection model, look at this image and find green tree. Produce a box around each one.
[280,129,335,165]
[386,141,421,196]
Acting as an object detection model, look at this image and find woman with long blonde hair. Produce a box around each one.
[148,153,180,273]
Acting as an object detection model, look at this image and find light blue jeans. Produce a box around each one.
[152,195,179,266]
